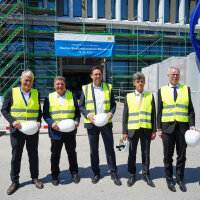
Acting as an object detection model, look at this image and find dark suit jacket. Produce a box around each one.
[79,82,116,129]
[157,85,195,134]
[1,88,42,134]
[122,91,157,138]
[43,92,80,140]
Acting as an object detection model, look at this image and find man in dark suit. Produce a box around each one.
[79,66,121,186]
[43,76,80,186]
[122,72,156,187]
[1,69,43,195]
[157,66,195,192]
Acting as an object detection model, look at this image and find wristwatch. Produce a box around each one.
[157,129,162,131]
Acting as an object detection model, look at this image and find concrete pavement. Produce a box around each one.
[0,103,200,200]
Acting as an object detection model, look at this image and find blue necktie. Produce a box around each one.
[172,86,177,101]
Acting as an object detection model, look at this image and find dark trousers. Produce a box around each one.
[162,124,187,181]
[51,134,78,178]
[128,129,151,175]
[87,124,117,175]
[10,130,39,182]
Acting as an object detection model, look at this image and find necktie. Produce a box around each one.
[138,93,142,108]
[172,86,177,101]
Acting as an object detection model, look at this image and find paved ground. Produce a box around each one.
[0,103,200,200]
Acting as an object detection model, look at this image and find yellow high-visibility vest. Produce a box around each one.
[127,91,152,129]
[10,87,39,122]
[82,82,112,123]
[49,91,75,123]
[161,84,189,122]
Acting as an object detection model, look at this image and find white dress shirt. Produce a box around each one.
[57,91,66,106]
[169,83,179,99]
[93,83,104,114]
[21,90,31,105]
[135,90,145,105]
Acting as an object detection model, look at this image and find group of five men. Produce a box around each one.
[1,66,195,195]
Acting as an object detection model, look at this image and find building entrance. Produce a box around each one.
[64,71,91,99]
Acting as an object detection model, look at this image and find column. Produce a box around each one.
[158,0,164,23]
[149,0,155,22]
[179,0,185,25]
[105,0,111,19]
[128,0,133,21]
[82,0,88,18]
[93,0,97,19]
[69,0,73,18]
[116,0,121,21]
[138,0,143,22]
[170,0,176,23]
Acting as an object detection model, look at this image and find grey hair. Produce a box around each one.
[133,72,145,82]
[54,76,65,83]
[21,69,34,79]
[168,66,180,74]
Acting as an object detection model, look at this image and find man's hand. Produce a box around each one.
[37,122,41,130]
[88,114,95,124]
[151,132,156,140]
[52,122,60,131]
[158,130,162,139]
[190,126,196,131]
[123,134,128,141]
[107,113,113,121]
[13,121,22,130]
[74,121,79,129]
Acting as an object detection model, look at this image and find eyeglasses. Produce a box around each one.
[170,74,180,77]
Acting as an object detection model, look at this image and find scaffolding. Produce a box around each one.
[0,0,57,97]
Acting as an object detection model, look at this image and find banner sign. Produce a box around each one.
[54,33,115,57]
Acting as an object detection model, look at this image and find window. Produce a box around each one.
[143,0,149,21]
[88,0,92,17]
[155,0,159,21]
[73,0,82,17]
[164,0,169,22]
[98,0,105,18]
[134,0,138,19]
[121,0,128,20]
[63,0,68,16]
[176,0,180,23]
[111,0,116,19]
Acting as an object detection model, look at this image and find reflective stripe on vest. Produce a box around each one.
[82,82,112,124]
[49,91,75,123]
[10,87,39,122]
[161,84,189,122]
[127,91,152,130]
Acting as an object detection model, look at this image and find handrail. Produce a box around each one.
[0,26,23,51]
[2,76,21,96]
[0,2,22,24]
[0,51,23,75]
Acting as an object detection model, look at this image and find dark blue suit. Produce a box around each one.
[43,92,80,178]
[79,82,117,175]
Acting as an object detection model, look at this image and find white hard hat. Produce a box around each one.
[20,121,38,135]
[116,137,130,152]
[94,113,109,127]
[185,130,200,147]
[57,119,75,132]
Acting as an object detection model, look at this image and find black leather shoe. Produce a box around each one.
[72,173,80,184]
[52,177,59,186]
[111,174,122,186]
[177,180,187,192]
[127,175,136,187]
[166,180,176,192]
[32,179,44,189]
[92,174,100,184]
[7,181,20,195]
[143,175,155,187]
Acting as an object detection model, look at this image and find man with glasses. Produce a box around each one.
[157,66,195,192]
